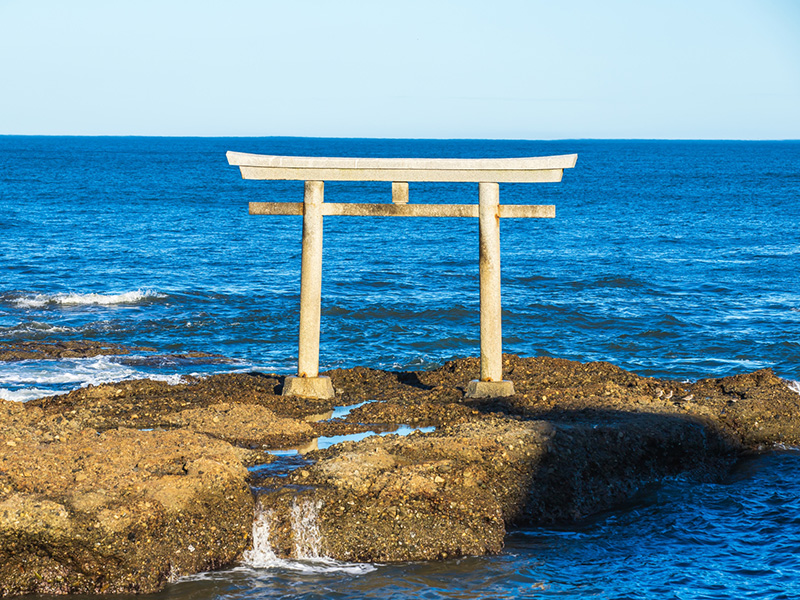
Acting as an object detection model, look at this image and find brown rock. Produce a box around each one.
[3,346,800,587]
[0,428,253,596]
[256,409,739,562]
[165,402,315,449]
[28,372,348,431]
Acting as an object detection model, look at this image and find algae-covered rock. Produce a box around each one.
[0,340,153,362]
[27,372,341,431]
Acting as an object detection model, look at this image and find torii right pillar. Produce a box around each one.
[466,182,515,398]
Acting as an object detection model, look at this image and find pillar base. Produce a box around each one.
[282,375,335,400]
[465,379,515,399]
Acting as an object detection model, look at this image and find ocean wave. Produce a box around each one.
[0,387,66,403]
[0,355,186,402]
[0,355,139,387]
[11,290,166,309]
[0,321,77,335]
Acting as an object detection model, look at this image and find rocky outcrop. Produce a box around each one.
[254,356,800,563]
[164,402,315,449]
[258,410,737,562]
[27,373,334,431]
[1,347,799,594]
[332,356,800,448]
[0,414,254,596]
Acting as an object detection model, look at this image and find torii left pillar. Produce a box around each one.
[282,181,336,400]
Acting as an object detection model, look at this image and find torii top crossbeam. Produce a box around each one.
[228,150,577,400]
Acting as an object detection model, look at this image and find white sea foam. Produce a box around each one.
[240,501,375,575]
[243,508,280,567]
[290,499,323,559]
[773,442,800,452]
[0,355,139,387]
[0,387,65,402]
[0,321,77,335]
[787,380,800,396]
[0,355,186,402]
[13,290,165,308]
[250,556,377,575]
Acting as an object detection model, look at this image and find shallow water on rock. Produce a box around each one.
[264,424,438,457]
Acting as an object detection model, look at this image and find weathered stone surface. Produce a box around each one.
[282,375,335,400]
[249,355,800,564]
[0,425,253,596]
[165,402,315,449]
[687,368,800,447]
[330,356,800,448]
[27,373,341,431]
[228,150,576,183]
[465,379,515,398]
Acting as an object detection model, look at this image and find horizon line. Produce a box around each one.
[1,134,799,142]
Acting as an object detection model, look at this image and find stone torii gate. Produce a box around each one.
[227,151,577,400]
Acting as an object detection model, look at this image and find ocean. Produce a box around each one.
[1,136,799,598]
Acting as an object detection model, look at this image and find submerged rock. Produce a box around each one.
[0,340,153,362]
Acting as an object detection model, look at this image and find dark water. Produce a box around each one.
[1,136,799,597]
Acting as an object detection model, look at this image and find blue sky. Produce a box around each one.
[1,0,798,139]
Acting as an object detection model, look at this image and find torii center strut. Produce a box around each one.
[227,151,578,400]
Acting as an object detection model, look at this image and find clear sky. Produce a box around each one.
[1,0,798,139]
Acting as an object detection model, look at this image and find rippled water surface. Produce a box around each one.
[2,137,799,598]
[2,137,799,384]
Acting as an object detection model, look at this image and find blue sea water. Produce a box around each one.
[1,136,799,598]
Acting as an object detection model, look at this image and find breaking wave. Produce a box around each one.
[11,290,166,308]
[0,387,64,402]
[0,355,186,402]
[0,321,77,335]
